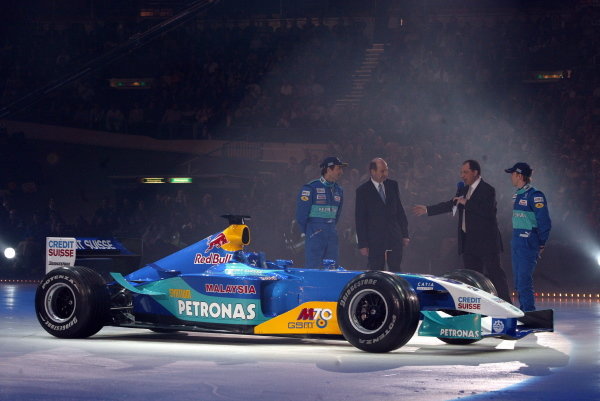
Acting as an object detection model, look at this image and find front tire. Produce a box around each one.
[437,269,497,345]
[337,271,420,353]
[35,267,109,338]
[442,269,497,296]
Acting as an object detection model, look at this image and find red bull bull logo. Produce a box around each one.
[206,233,229,252]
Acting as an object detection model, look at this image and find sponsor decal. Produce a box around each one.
[492,319,505,333]
[48,248,75,257]
[41,274,72,290]
[419,311,481,339]
[417,281,434,291]
[339,279,377,307]
[301,196,309,201]
[75,239,117,250]
[316,188,325,193]
[534,196,544,202]
[519,232,531,238]
[519,199,528,206]
[44,316,78,331]
[194,253,233,264]
[514,212,526,218]
[46,237,77,273]
[535,203,544,208]
[254,302,341,335]
[223,268,274,276]
[512,194,516,199]
[177,300,256,320]
[438,328,480,338]
[301,190,310,196]
[316,194,326,200]
[205,233,229,252]
[360,315,397,345]
[457,296,481,310]
[48,240,76,249]
[288,307,333,329]
[205,284,256,294]
[169,289,191,299]
[48,261,72,266]
[334,196,341,202]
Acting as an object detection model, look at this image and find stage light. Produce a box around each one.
[4,247,15,259]
[596,253,600,267]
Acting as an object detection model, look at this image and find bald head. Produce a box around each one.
[369,158,388,183]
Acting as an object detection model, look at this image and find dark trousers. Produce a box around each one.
[462,251,512,303]
[368,248,403,272]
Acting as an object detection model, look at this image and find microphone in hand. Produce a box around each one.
[453,181,465,204]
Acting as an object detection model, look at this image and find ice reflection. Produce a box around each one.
[1,284,17,310]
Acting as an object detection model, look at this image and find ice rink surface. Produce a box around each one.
[1,283,598,401]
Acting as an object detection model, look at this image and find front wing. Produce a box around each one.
[419,309,554,340]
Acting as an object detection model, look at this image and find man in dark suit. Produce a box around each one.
[355,158,410,272]
[413,160,511,302]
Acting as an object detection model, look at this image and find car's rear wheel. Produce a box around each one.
[337,271,420,353]
[437,269,497,345]
[35,266,110,338]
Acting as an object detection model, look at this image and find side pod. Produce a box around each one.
[109,272,166,297]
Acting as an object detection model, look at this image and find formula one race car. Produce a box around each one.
[35,215,553,353]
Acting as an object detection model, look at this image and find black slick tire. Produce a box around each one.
[35,266,110,338]
[337,271,420,353]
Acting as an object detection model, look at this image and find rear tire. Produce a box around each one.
[437,269,497,345]
[35,267,110,338]
[337,271,420,353]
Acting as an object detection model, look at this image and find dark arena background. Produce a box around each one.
[0,1,598,400]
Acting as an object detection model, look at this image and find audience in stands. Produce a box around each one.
[0,7,598,279]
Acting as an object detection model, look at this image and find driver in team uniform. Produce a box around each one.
[296,156,347,268]
[506,162,551,311]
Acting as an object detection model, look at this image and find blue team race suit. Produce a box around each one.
[296,177,343,268]
[511,184,551,311]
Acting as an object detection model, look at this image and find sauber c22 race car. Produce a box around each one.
[35,215,553,353]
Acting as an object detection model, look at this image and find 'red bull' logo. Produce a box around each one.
[206,233,229,252]
[194,253,232,265]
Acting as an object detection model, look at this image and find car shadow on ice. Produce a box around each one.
[88,329,569,377]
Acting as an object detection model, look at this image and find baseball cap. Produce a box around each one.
[320,156,348,168]
[505,162,532,177]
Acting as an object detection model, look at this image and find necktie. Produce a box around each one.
[462,186,473,232]
[378,183,386,203]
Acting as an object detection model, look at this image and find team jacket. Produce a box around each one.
[296,177,343,233]
[511,184,551,247]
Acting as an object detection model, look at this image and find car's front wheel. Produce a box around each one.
[337,271,420,353]
[35,266,109,338]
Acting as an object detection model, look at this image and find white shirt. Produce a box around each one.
[462,176,482,232]
[371,178,385,196]
[466,176,481,199]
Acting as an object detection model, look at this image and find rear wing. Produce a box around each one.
[46,237,141,279]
